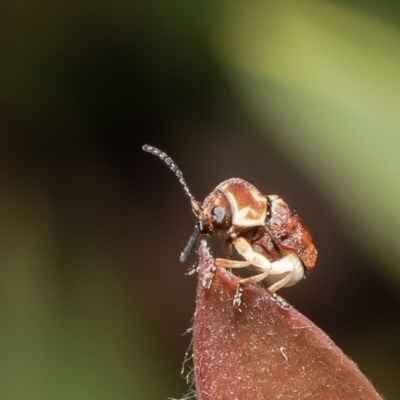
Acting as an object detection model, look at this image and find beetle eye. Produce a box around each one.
[213,207,226,226]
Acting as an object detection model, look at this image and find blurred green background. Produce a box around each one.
[1,0,400,399]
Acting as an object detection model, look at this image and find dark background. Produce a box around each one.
[0,1,399,399]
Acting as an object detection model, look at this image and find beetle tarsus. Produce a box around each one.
[233,285,244,307]
[185,263,199,276]
[202,265,216,289]
[271,293,290,309]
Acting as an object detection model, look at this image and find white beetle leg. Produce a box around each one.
[233,237,273,278]
[216,237,273,284]
[234,239,305,292]
[203,258,245,292]
[214,258,251,269]
[216,237,273,306]
[265,253,305,294]
[215,238,305,305]
[266,269,295,294]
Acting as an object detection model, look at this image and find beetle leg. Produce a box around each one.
[221,237,273,307]
[215,238,304,306]
[266,269,295,294]
[232,269,272,307]
[202,264,217,289]
[216,237,273,282]
[185,263,199,276]
[214,258,251,269]
[265,253,305,293]
[233,237,273,274]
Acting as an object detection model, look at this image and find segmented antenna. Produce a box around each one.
[142,144,194,201]
[143,144,202,263]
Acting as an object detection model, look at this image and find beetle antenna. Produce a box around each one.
[180,224,201,263]
[143,144,203,262]
[142,144,195,201]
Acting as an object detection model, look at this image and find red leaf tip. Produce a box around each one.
[192,241,382,400]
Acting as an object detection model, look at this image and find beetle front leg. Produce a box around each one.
[214,258,251,269]
[232,237,273,279]
[209,256,251,292]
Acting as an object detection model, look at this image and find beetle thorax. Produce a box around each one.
[217,178,267,228]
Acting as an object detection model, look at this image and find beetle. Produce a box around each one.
[143,144,317,306]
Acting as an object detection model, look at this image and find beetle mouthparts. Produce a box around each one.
[180,224,201,263]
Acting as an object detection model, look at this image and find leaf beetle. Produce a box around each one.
[143,145,317,306]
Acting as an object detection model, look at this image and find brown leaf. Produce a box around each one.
[193,241,382,400]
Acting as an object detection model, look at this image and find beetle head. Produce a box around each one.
[197,190,232,236]
[176,184,233,263]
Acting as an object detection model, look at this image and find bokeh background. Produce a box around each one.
[1,1,400,399]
